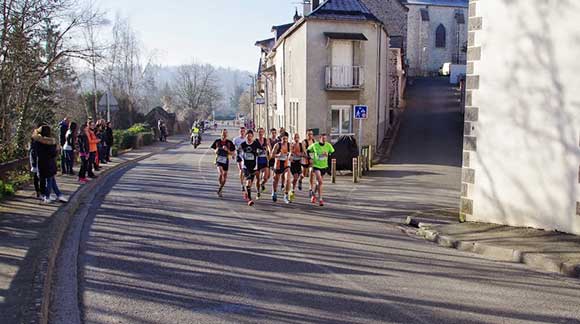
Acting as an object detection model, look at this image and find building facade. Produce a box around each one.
[255,0,391,150]
[404,0,468,76]
[461,0,580,235]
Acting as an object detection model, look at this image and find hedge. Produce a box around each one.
[111,123,157,156]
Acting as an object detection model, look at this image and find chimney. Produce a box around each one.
[303,0,312,16]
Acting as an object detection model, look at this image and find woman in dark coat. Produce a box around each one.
[33,125,68,204]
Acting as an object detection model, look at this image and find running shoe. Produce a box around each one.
[289,191,295,202]
[310,196,317,204]
[241,185,245,192]
[57,195,68,203]
[319,200,324,207]
[256,192,261,199]
[243,192,249,202]
[217,188,223,198]
[284,194,290,204]
[261,185,266,193]
[248,200,255,207]
[272,192,278,202]
[298,180,303,191]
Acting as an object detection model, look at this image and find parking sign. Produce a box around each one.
[354,105,368,120]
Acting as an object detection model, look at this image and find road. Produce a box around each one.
[54,129,580,324]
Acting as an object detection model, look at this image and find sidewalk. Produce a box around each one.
[404,220,580,279]
[0,137,183,324]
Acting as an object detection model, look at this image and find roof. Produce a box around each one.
[308,0,382,23]
[324,32,368,41]
[255,38,275,51]
[271,23,294,40]
[403,0,468,8]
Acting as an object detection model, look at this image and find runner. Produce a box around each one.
[307,133,335,206]
[271,132,291,204]
[240,130,261,206]
[232,127,246,192]
[301,129,316,196]
[267,128,279,179]
[210,129,236,197]
[277,127,287,190]
[255,128,270,199]
[289,133,307,202]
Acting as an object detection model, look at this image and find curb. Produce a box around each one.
[413,220,580,279]
[23,141,183,324]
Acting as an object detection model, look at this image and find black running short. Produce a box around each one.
[313,167,328,177]
[217,162,229,172]
[244,168,256,180]
[290,162,302,175]
[268,159,275,168]
[274,166,289,175]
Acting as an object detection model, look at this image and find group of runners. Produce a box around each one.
[210,126,335,207]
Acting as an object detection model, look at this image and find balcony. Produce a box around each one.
[325,65,364,90]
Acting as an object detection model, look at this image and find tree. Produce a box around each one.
[173,62,222,124]
[0,0,108,158]
[238,89,252,115]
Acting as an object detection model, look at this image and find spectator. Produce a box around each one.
[29,127,44,199]
[86,121,100,178]
[33,125,68,204]
[104,121,114,162]
[58,117,69,174]
[78,123,90,184]
[96,120,107,165]
[62,122,77,175]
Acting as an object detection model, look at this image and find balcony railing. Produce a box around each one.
[325,65,364,90]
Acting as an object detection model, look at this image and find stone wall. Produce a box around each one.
[361,0,408,44]
[462,0,580,235]
[406,4,468,76]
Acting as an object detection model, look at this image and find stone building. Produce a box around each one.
[404,0,468,76]
[461,0,580,235]
[360,0,408,49]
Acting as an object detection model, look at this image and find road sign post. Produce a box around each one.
[354,105,368,155]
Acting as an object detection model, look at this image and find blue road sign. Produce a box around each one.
[354,105,368,120]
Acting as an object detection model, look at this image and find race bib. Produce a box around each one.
[318,155,327,161]
[293,155,302,161]
[217,156,228,164]
[278,154,288,161]
[258,149,267,158]
[244,152,255,161]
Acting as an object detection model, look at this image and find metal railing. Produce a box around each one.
[325,65,364,89]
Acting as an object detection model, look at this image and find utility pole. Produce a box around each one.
[249,75,255,127]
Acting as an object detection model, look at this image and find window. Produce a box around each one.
[330,105,353,135]
[435,24,446,48]
[289,101,299,135]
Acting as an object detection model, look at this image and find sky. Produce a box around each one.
[96,0,300,72]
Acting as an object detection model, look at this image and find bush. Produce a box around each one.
[141,132,154,146]
[127,123,150,135]
[113,129,137,150]
[0,180,17,200]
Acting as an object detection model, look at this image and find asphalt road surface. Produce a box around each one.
[63,129,580,324]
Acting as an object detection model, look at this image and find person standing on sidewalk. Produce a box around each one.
[78,123,90,184]
[58,117,69,175]
[211,129,236,197]
[62,122,77,175]
[232,127,247,193]
[29,126,44,199]
[86,121,100,178]
[104,122,114,162]
[307,133,335,207]
[34,125,68,204]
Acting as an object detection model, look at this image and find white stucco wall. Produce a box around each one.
[282,24,308,135]
[466,0,580,235]
[305,20,389,148]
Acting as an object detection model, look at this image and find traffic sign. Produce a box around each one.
[354,105,368,120]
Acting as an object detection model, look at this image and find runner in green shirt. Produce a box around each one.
[307,133,335,206]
